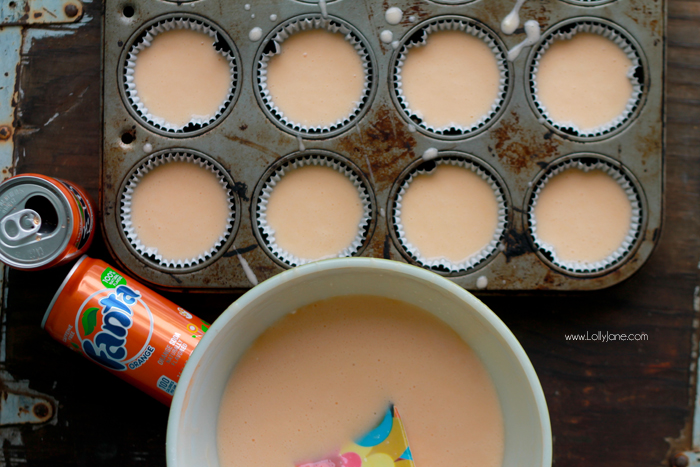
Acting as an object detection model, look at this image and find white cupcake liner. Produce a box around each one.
[528,159,642,273]
[256,155,372,266]
[393,157,508,272]
[124,18,237,133]
[120,152,236,268]
[257,16,372,134]
[393,19,508,136]
[530,21,643,137]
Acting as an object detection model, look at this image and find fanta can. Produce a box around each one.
[42,256,209,405]
[0,174,95,270]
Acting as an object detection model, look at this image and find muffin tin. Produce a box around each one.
[101,0,665,291]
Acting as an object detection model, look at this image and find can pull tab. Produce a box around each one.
[1,209,42,241]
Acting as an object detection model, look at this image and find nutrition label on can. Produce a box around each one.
[157,375,177,395]
[157,332,188,368]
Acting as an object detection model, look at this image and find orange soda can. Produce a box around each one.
[41,256,209,405]
[0,174,95,270]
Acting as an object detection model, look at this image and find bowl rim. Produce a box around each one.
[166,257,552,466]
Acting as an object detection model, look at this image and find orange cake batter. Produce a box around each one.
[130,161,230,261]
[399,165,499,263]
[265,165,364,261]
[400,30,500,129]
[535,33,633,132]
[133,28,231,127]
[533,168,632,263]
[266,29,365,127]
[217,295,505,467]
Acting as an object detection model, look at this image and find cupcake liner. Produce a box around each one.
[256,155,373,266]
[120,151,236,269]
[393,157,508,273]
[528,158,642,273]
[123,17,238,133]
[530,21,643,137]
[256,16,372,134]
[393,19,508,136]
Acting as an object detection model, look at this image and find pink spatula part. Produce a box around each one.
[296,405,415,467]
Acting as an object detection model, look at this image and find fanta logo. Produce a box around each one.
[77,285,154,372]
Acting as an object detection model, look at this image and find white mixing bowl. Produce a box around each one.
[167,258,552,466]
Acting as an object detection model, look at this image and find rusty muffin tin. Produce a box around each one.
[101,0,665,291]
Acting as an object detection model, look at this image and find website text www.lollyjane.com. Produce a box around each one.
[564,331,649,342]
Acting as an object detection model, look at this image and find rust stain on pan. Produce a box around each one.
[338,106,417,186]
[223,133,281,160]
[501,228,531,262]
[491,112,561,173]
[362,232,390,260]
[627,0,661,34]
[533,269,558,289]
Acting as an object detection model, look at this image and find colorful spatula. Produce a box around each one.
[296,405,415,467]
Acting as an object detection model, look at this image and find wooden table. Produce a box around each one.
[1,1,696,465]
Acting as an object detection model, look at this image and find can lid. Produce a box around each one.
[41,254,88,330]
[0,176,73,268]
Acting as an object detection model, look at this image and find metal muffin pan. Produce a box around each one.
[101,0,665,291]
